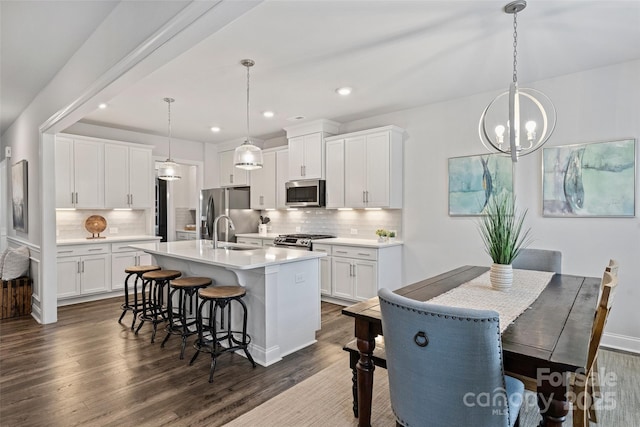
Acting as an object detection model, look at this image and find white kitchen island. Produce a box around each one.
[129,240,325,367]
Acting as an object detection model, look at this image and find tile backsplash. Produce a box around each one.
[260,209,402,239]
[175,208,196,231]
[56,210,147,239]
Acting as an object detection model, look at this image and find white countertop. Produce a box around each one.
[58,235,162,246]
[235,233,280,239]
[129,239,325,270]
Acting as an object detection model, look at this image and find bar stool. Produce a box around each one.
[135,269,182,343]
[189,286,256,382]
[118,265,161,330]
[161,276,213,359]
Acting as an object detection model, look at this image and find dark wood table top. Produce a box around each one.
[342,265,601,375]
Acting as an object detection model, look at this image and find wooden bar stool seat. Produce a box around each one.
[190,285,256,383]
[161,277,213,359]
[135,269,182,343]
[118,265,161,330]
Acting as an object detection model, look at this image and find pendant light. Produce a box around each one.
[478,0,557,162]
[158,97,181,180]
[234,59,263,170]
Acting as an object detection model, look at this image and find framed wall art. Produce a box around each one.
[448,154,513,216]
[11,159,28,232]
[542,139,635,217]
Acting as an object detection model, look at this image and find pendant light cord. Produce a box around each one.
[512,11,518,84]
[246,63,251,143]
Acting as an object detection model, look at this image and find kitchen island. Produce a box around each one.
[129,239,325,367]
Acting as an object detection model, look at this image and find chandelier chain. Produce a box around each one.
[512,10,518,83]
[167,98,172,159]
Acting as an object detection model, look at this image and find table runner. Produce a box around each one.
[427,269,554,333]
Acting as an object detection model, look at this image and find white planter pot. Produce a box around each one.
[490,263,513,291]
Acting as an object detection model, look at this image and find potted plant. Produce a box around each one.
[478,193,531,291]
[375,229,389,242]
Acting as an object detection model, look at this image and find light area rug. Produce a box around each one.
[223,360,548,427]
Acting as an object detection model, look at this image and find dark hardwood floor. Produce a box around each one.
[0,298,354,426]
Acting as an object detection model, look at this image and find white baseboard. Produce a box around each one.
[601,332,640,354]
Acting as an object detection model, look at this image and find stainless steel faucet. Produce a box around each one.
[212,214,235,249]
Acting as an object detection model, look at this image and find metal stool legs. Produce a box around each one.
[135,277,169,343]
[118,271,142,330]
[161,285,204,359]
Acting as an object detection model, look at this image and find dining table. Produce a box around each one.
[342,265,601,427]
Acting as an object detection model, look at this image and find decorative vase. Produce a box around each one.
[490,263,513,291]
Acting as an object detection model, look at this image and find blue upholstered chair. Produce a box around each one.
[512,248,562,273]
[379,288,523,427]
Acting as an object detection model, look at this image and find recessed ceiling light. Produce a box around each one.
[210,126,221,133]
[263,111,275,118]
[98,103,108,109]
[336,87,352,96]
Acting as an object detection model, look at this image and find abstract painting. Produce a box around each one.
[449,154,513,216]
[12,159,28,232]
[542,139,635,217]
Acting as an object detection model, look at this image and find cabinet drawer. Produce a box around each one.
[313,244,332,253]
[237,238,263,247]
[331,245,378,261]
[57,244,108,257]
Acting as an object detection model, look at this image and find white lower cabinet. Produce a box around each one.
[57,239,157,301]
[318,243,402,303]
[176,231,197,241]
[57,245,111,299]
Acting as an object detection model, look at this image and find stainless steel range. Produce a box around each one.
[273,233,335,250]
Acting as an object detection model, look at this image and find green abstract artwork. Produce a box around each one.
[448,154,513,216]
[543,139,636,217]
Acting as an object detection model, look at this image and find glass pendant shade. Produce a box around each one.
[158,159,181,181]
[234,139,263,171]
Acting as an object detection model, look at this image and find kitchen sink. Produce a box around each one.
[216,244,255,251]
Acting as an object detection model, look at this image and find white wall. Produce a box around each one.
[340,60,640,352]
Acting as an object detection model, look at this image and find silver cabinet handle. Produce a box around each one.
[81,261,85,273]
[230,174,234,183]
[362,191,366,203]
[77,261,81,274]
[130,194,133,205]
[357,252,370,256]
[71,192,74,204]
[260,195,264,205]
[315,249,327,253]
[88,248,102,252]
[335,250,347,254]
[300,165,304,176]
[303,165,306,176]
[353,264,356,277]
[349,264,354,276]
[58,250,73,254]
[75,192,79,204]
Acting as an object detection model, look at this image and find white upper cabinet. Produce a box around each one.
[288,132,324,180]
[219,149,249,187]
[284,119,340,181]
[104,144,153,209]
[276,149,289,209]
[325,139,345,208]
[342,126,404,209]
[250,151,277,210]
[55,136,104,209]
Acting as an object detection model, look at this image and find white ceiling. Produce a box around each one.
[2,1,640,144]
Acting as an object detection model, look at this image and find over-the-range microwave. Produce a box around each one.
[285,179,326,207]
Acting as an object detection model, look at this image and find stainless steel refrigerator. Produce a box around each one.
[200,187,259,242]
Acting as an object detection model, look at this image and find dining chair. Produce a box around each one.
[572,269,619,427]
[512,248,562,273]
[378,288,523,427]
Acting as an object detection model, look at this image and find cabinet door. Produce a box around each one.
[73,139,104,208]
[325,139,344,208]
[111,252,136,292]
[57,257,81,298]
[104,144,130,208]
[331,257,354,300]
[353,260,378,300]
[364,132,390,207]
[250,151,276,209]
[344,135,367,208]
[138,251,153,266]
[55,137,75,208]
[319,256,332,296]
[220,150,249,187]
[129,147,153,208]
[80,254,110,294]
[302,133,323,179]
[237,237,263,247]
[288,136,305,180]
[276,149,289,209]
